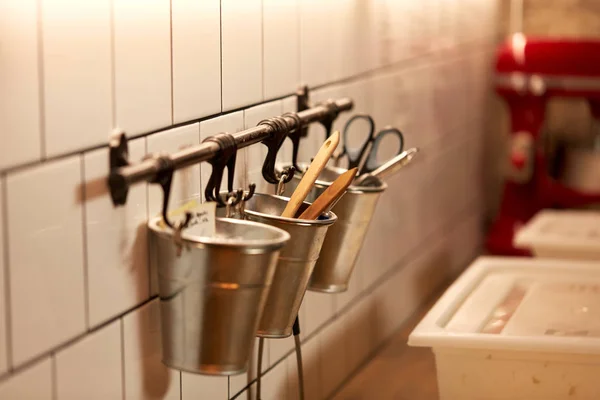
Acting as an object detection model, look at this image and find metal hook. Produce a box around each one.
[316,99,340,140]
[243,183,256,201]
[202,133,238,207]
[236,183,256,219]
[259,116,293,184]
[276,166,295,196]
[225,189,243,218]
[149,155,177,229]
[289,86,310,172]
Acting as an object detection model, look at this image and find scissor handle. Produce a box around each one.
[342,114,375,168]
[361,127,405,174]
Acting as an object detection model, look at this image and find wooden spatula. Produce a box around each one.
[280,131,340,218]
[298,167,357,220]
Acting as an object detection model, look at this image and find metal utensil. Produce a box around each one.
[338,114,405,175]
[354,147,419,186]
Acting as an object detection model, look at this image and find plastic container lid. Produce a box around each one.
[409,256,600,355]
[514,210,600,253]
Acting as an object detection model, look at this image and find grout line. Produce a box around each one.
[1,176,13,370]
[0,42,491,176]
[51,355,57,400]
[179,371,182,400]
[297,0,302,85]
[120,319,126,400]
[36,0,47,160]
[219,0,223,112]
[0,196,482,385]
[80,156,90,329]
[0,295,158,383]
[110,0,117,128]
[169,0,175,125]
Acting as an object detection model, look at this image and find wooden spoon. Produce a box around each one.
[281,131,340,218]
[298,167,357,220]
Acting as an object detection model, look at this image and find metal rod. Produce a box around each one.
[113,98,353,190]
[294,333,305,400]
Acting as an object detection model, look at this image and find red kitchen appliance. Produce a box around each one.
[486,34,600,256]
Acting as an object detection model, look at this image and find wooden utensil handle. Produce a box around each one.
[281,131,340,218]
[298,167,357,220]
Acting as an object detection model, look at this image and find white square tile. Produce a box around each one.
[84,138,149,327]
[56,321,122,400]
[244,101,283,190]
[171,0,221,123]
[260,358,288,400]
[268,336,294,368]
[0,358,52,399]
[286,353,300,400]
[301,291,335,337]
[200,112,247,196]
[334,264,362,314]
[122,299,180,400]
[221,0,262,111]
[263,0,299,99]
[181,372,228,400]
[300,336,321,400]
[7,157,85,365]
[330,0,377,80]
[42,0,112,156]
[114,0,171,134]
[147,124,201,217]
[319,317,347,399]
[343,297,375,374]
[0,0,41,169]
[299,0,333,87]
[0,179,6,375]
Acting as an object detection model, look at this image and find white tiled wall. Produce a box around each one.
[0,0,498,398]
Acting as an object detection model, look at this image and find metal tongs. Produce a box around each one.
[353,147,419,186]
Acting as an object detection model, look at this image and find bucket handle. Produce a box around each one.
[202,133,238,206]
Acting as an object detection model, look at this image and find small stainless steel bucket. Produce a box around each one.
[284,164,387,293]
[242,193,337,338]
[148,216,290,375]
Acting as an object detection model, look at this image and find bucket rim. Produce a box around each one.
[148,216,290,250]
[293,163,388,193]
[244,193,338,226]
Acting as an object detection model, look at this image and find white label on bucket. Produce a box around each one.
[184,201,216,237]
[160,200,216,237]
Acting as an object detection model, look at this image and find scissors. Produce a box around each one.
[338,114,405,175]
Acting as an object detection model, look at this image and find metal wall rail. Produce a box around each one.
[107,96,353,206]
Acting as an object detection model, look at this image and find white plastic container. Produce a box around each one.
[409,256,600,400]
[514,209,600,260]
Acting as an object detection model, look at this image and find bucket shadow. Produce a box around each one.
[134,221,172,399]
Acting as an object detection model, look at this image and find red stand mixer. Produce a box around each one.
[486,34,600,256]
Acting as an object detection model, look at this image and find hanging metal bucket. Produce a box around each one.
[284,164,387,293]
[242,193,337,338]
[148,216,290,375]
